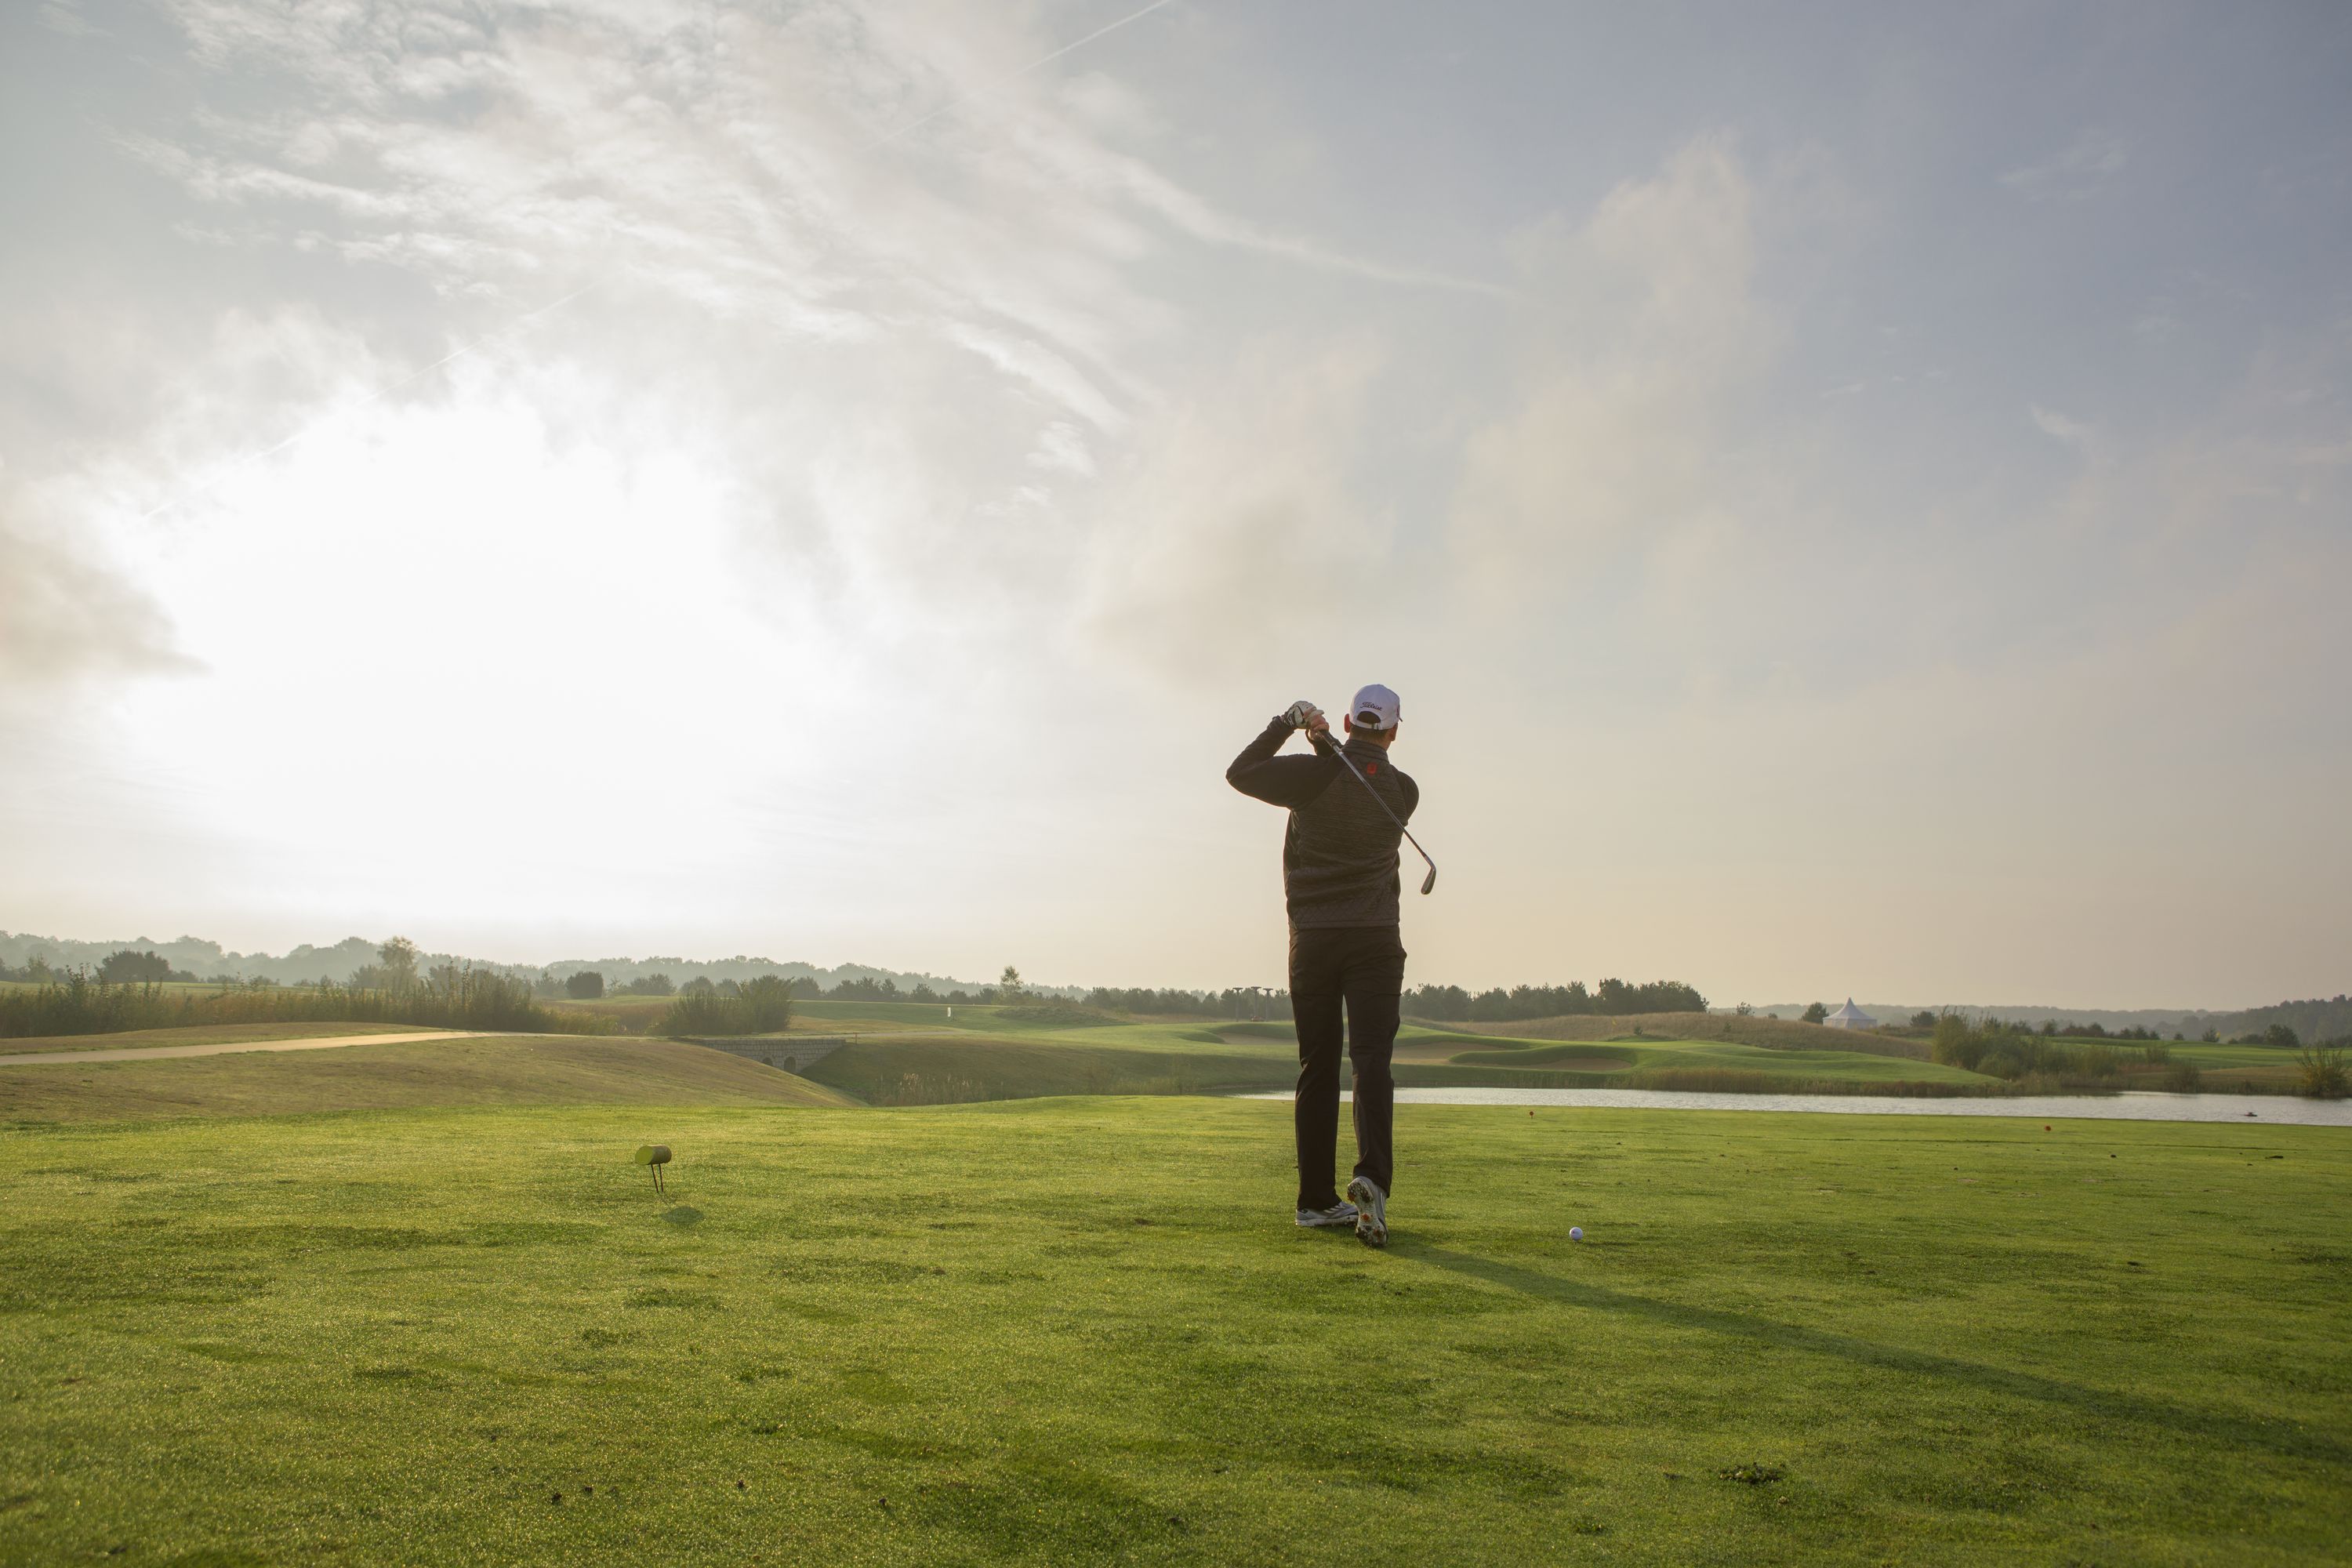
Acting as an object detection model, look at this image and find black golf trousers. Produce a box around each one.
[1290,924,1404,1210]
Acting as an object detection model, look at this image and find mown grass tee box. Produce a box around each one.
[1,1077,2345,1566]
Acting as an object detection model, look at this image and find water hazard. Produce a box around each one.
[1237,1087,2352,1127]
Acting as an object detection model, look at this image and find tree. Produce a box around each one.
[1735,1001,1754,1017]
[2265,1024,2301,1049]
[379,937,420,989]
[566,971,605,1000]
[910,983,939,1004]
[98,949,172,984]
[1801,1001,1830,1025]
[1909,1011,1936,1029]
[999,966,1029,1002]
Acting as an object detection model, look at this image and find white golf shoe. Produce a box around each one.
[1346,1174,1387,1247]
[1295,1201,1359,1229]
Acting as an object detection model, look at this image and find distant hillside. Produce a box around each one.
[0,931,1078,999]
[2220,996,2352,1044]
[1733,996,2348,1041]
[1736,1002,2235,1033]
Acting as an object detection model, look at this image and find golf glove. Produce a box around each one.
[1281,700,1323,731]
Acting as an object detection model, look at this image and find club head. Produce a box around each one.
[1419,866,1437,895]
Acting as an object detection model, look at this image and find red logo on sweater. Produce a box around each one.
[1366,764,1378,775]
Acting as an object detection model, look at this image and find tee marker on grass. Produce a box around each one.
[634,1144,673,1197]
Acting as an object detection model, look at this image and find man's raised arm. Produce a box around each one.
[1226,703,1338,809]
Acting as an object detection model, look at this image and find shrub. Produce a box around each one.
[1931,1012,1982,1069]
[1977,1045,2027,1080]
[2296,1044,2348,1100]
[739,975,795,1033]
[565,971,605,1000]
[658,975,795,1037]
[657,989,739,1036]
[1800,1002,1829,1025]
[2161,1062,2204,1093]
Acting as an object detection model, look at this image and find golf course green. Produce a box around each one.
[2,1042,2346,1565]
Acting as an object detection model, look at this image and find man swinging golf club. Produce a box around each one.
[1226,683,1423,1247]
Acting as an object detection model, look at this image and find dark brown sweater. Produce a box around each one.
[1226,715,1419,931]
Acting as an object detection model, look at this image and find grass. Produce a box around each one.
[800,1022,2004,1105]
[1440,1037,1993,1086]
[0,1020,435,1056]
[1448,1011,1934,1061]
[1,1077,2345,1565]
[0,1035,853,1124]
[561,997,990,1036]
[808,1034,1289,1104]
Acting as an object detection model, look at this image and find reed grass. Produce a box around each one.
[0,970,604,1040]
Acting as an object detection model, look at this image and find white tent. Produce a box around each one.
[1824,998,1877,1029]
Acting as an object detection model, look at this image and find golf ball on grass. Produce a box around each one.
[1570,1227,1584,1241]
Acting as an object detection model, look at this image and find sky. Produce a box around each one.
[2,1,2347,1007]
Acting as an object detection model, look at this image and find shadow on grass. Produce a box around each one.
[660,1206,704,1227]
[1396,1242,2343,1465]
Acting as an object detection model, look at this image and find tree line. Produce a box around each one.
[1400,979,1708,1023]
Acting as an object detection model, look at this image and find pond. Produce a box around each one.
[1236,1087,2352,1127]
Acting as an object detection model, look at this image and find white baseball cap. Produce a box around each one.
[1348,683,1400,731]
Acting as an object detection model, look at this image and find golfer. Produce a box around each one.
[1226,684,1417,1247]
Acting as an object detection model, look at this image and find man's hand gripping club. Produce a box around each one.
[1281,699,1331,738]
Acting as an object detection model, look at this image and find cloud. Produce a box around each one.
[1998,129,2129,201]
[1448,136,1777,586]
[2030,404,2094,448]
[1080,336,1389,680]
[0,507,192,685]
[38,1,104,37]
[82,0,1511,700]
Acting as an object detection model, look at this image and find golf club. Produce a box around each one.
[1310,725,1436,895]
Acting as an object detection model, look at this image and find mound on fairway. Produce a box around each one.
[2,1097,2344,1566]
[0,1034,853,1123]
[0,1021,438,1057]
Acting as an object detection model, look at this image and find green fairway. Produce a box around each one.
[1438,1036,1998,1088]
[804,1020,2002,1103]
[807,1031,1288,1102]
[3,1089,2345,1566]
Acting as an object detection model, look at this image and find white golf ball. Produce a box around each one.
[1570,1226,1584,1241]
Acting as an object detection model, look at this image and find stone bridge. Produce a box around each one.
[684,1035,848,1076]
